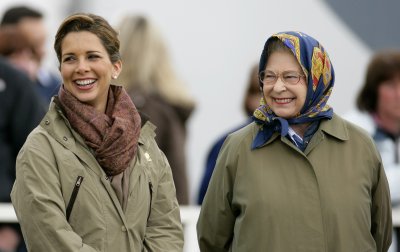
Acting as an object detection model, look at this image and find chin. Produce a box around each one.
[274,110,295,119]
[74,94,96,104]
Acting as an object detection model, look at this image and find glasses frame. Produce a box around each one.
[259,70,305,86]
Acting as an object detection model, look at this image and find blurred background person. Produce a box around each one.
[0,31,46,252]
[197,63,261,204]
[117,14,195,205]
[0,25,41,83]
[0,23,45,252]
[0,5,61,105]
[344,50,400,252]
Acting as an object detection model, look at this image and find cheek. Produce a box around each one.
[262,87,275,105]
[60,65,72,79]
[377,91,394,111]
[98,65,113,78]
[297,86,308,105]
[262,87,271,99]
[378,89,392,101]
[298,93,307,106]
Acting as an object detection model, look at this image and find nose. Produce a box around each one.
[273,77,287,92]
[75,59,90,74]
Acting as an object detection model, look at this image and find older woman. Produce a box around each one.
[11,13,183,251]
[197,31,392,251]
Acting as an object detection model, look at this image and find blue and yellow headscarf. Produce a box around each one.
[252,31,334,149]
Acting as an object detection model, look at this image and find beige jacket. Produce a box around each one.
[11,101,184,251]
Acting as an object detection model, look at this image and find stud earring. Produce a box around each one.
[112,75,117,79]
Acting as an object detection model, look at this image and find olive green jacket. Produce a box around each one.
[11,101,184,251]
[197,114,392,252]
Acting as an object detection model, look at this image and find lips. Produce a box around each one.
[75,79,96,86]
[274,98,294,104]
[73,78,97,91]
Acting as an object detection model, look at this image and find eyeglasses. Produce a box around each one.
[259,70,305,86]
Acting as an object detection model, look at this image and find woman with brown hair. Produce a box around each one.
[11,13,183,251]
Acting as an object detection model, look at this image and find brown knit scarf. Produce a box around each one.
[57,85,141,176]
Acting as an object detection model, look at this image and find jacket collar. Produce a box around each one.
[318,113,349,141]
[41,101,156,174]
[256,113,349,148]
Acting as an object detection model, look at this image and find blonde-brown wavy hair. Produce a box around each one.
[117,15,195,108]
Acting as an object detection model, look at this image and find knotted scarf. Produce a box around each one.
[252,31,334,149]
[57,84,141,176]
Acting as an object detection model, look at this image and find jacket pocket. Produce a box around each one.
[66,176,84,221]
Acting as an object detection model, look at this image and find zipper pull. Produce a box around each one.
[76,176,83,186]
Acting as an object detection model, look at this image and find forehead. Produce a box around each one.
[18,18,46,42]
[61,31,105,54]
[265,50,301,70]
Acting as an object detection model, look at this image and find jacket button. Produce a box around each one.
[45,120,50,125]
[121,226,127,232]
[63,136,68,141]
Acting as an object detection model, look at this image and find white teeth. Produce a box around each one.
[275,98,292,103]
[75,79,95,86]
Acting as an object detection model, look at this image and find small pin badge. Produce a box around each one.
[144,152,152,162]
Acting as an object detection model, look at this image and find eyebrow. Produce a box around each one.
[265,70,303,73]
[62,50,102,57]
[86,50,102,54]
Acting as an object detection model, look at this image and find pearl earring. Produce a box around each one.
[112,75,117,79]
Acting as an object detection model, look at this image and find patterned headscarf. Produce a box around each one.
[252,31,334,149]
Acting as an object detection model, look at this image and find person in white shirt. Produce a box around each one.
[344,49,400,252]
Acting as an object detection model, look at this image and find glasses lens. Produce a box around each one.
[262,71,277,85]
[283,72,301,85]
[260,71,303,85]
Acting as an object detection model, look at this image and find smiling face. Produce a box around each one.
[262,50,307,119]
[60,31,121,112]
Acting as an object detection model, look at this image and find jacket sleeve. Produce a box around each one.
[143,151,184,252]
[197,137,237,252]
[372,129,400,204]
[11,135,98,252]
[371,161,393,252]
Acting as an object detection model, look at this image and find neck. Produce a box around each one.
[95,101,107,114]
[290,123,311,138]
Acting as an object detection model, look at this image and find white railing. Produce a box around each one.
[180,205,200,252]
[0,203,201,252]
[2,203,400,252]
[0,203,17,223]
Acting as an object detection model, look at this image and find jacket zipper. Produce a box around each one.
[147,181,153,221]
[66,176,84,221]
